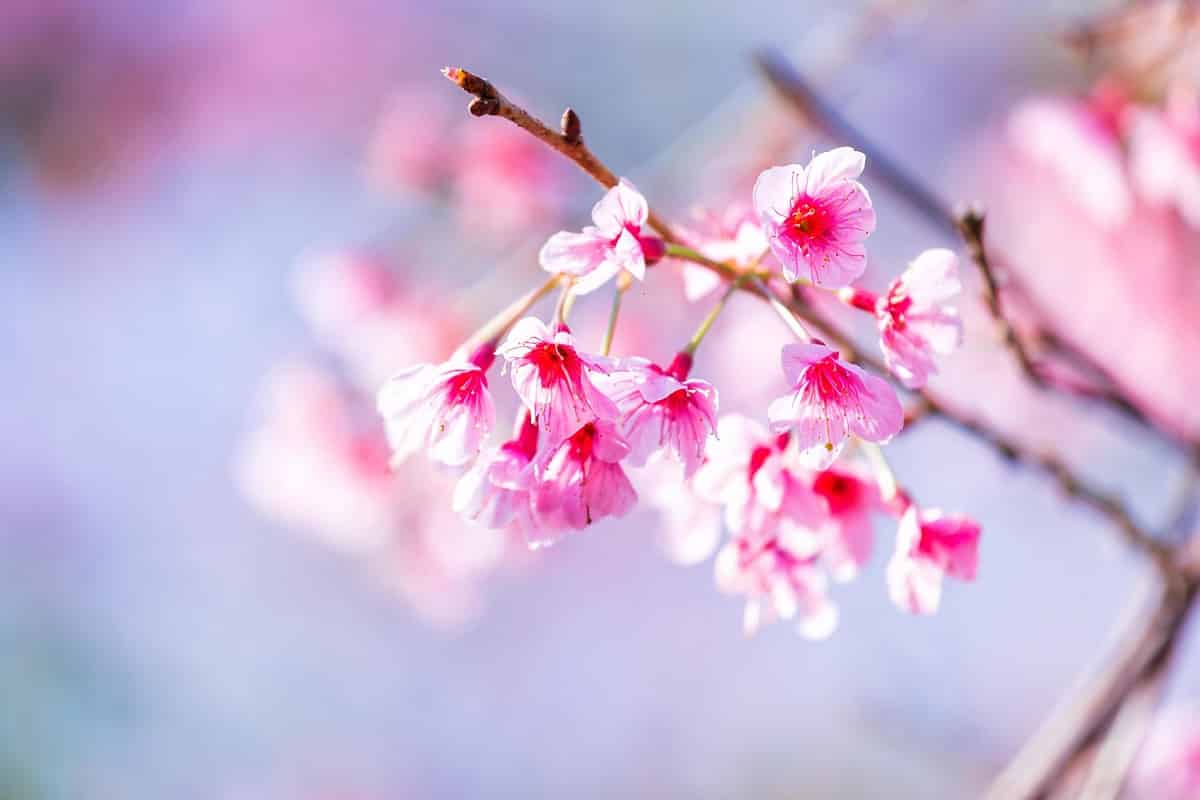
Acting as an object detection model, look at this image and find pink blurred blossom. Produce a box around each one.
[1127,84,1200,227]
[753,147,875,287]
[886,506,981,615]
[714,533,838,639]
[678,204,769,301]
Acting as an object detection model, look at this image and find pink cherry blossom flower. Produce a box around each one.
[693,414,792,536]
[636,457,723,566]
[767,343,903,468]
[714,533,838,639]
[809,465,881,582]
[538,178,665,295]
[600,352,718,478]
[679,204,769,301]
[453,414,540,533]
[1008,96,1132,228]
[886,506,981,615]
[1131,710,1200,800]
[1128,85,1200,228]
[875,248,964,388]
[532,419,637,540]
[752,147,876,287]
[376,347,495,468]
[497,317,619,440]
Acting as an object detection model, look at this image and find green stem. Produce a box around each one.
[601,285,626,356]
[684,277,743,356]
[749,276,812,342]
[664,243,742,282]
[461,273,562,354]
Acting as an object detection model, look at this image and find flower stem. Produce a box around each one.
[664,243,744,282]
[860,440,899,502]
[684,277,743,356]
[460,273,562,355]
[601,284,626,356]
[750,276,812,342]
[554,279,576,326]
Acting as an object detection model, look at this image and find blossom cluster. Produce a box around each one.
[376,146,982,636]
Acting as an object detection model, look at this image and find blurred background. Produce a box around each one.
[3,1,1200,797]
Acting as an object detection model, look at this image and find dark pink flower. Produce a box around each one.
[497,317,618,440]
[886,506,981,615]
[768,343,903,468]
[538,179,665,295]
[752,147,875,287]
[714,533,838,639]
[532,419,637,540]
[453,414,540,532]
[875,248,963,388]
[809,465,881,582]
[376,348,495,468]
[601,352,718,478]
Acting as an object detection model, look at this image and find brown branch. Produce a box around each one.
[444,64,1169,570]
[442,67,681,244]
[984,577,1196,800]
[784,291,1172,569]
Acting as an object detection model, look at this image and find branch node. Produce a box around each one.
[561,108,582,144]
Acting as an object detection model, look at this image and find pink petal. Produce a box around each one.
[592,178,648,235]
[752,165,801,225]
[803,146,867,196]
[887,556,943,615]
[779,342,836,387]
[904,248,962,305]
[846,370,904,443]
[538,229,609,276]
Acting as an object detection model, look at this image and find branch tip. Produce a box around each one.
[561,108,582,144]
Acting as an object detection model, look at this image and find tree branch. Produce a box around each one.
[442,67,681,244]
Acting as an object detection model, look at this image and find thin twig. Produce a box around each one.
[442,67,681,244]
[984,578,1196,800]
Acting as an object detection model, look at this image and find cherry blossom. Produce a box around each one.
[752,147,875,287]
[886,506,981,615]
[714,532,839,639]
[679,204,769,301]
[497,317,619,440]
[767,342,903,468]
[376,346,496,468]
[539,179,665,295]
[693,414,793,536]
[532,419,637,539]
[453,413,540,532]
[809,465,881,582]
[600,352,718,478]
[875,248,964,388]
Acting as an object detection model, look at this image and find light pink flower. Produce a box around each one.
[810,465,881,582]
[752,147,875,287]
[497,317,619,440]
[538,178,665,295]
[875,248,963,388]
[600,352,718,478]
[1128,85,1200,227]
[636,457,723,566]
[886,506,981,615]
[679,204,769,301]
[767,343,903,468]
[714,534,838,639]
[693,414,792,536]
[1008,97,1132,228]
[1131,710,1200,800]
[376,348,495,468]
[532,419,637,540]
[453,414,540,532]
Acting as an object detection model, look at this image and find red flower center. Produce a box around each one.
[527,342,583,388]
[813,470,862,515]
[787,197,832,242]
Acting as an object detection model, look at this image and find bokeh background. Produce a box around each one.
[3,1,1198,797]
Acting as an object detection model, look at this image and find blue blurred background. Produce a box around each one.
[3,1,1197,797]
